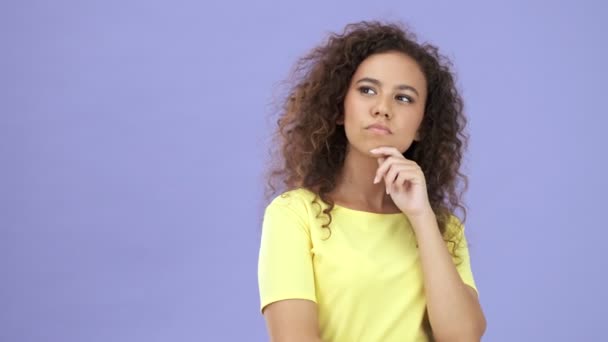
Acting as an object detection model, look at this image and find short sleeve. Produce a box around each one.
[446,215,479,297]
[257,198,317,313]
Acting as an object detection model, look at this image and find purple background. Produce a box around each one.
[2,0,607,341]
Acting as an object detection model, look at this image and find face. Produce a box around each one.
[340,51,427,156]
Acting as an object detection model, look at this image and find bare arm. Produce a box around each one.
[410,212,487,342]
[263,299,325,342]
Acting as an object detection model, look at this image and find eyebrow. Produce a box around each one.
[356,77,420,97]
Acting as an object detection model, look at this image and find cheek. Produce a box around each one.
[343,93,354,116]
[343,93,366,120]
[341,98,360,139]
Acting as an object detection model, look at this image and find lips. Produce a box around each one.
[366,123,392,134]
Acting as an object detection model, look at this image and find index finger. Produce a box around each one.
[369,146,404,159]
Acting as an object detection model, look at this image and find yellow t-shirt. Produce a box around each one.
[257,188,478,342]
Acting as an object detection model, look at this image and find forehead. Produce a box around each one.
[352,51,427,93]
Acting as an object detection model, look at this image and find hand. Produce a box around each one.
[370,146,433,218]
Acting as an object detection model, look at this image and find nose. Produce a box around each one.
[372,98,391,119]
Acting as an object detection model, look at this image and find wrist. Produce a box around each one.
[406,207,435,221]
[407,208,436,230]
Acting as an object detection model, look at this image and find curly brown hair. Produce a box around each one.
[263,20,470,254]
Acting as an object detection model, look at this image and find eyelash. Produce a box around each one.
[357,86,413,103]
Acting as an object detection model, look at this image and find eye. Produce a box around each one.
[358,86,376,95]
[395,94,413,103]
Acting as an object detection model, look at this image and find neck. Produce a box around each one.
[330,145,397,213]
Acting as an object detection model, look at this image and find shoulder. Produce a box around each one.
[266,187,318,214]
[446,214,465,230]
[442,214,466,240]
[263,188,320,236]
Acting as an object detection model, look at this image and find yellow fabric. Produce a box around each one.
[258,188,478,342]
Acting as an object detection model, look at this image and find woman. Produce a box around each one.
[258,20,486,342]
